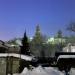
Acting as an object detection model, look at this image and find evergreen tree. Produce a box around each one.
[19,31,30,73]
[33,25,43,44]
[56,30,64,52]
[30,25,45,57]
[21,31,30,55]
[56,30,62,38]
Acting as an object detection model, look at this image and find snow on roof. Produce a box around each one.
[0,53,33,61]
[57,55,75,61]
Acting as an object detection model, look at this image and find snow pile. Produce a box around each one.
[21,68,29,75]
[31,66,48,75]
[13,66,64,75]
[70,68,75,75]
[44,67,64,75]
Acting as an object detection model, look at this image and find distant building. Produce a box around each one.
[0,40,8,53]
[29,37,33,41]
[63,43,75,52]
[0,40,21,53]
[47,37,66,44]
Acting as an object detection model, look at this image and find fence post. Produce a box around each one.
[10,56,13,75]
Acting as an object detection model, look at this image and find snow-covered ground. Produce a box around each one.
[13,66,64,75]
[12,66,75,75]
[0,53,75,75]
[69,68,75,75]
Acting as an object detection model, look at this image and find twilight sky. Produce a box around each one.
[0,0,75,41]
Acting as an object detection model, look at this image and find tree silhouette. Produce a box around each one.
[21,31,30,55]
[67,22,75,32]
[66,22,75,44]
[56,30,62,38]
[19,31,30,73]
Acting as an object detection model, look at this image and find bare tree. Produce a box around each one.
[67,22,75,32]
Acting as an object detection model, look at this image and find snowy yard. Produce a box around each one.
[12,66,75,75]
[13,66,64,75]
[0,53,75,75]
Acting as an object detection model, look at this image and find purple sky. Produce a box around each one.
[0,0,75,41]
